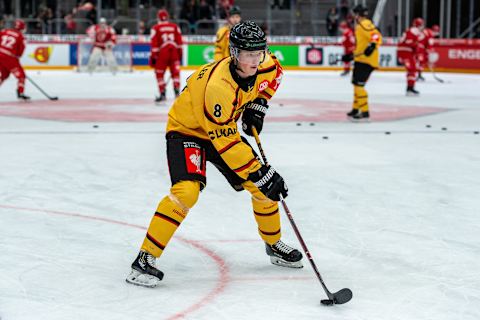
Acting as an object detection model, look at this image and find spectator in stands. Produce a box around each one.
[339,0,350,21]
[198,0,214,20]
[138,20,149,35]
[65,13,77,34]
[217,0,230,19]
[180,0,199,34]
[271,0,290,10]
[78,2,97,25]
[37,5,54,30]
[326,7,339,36]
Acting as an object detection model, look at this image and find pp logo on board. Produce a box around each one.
[306,47,323,65]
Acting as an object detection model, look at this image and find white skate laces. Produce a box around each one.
[273,240,294,254]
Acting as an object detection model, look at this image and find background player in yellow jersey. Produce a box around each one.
[346,4,382,121]
[126,21,303,288]
[213,6,242,61]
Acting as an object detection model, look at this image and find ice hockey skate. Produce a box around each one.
[406,86,420,96]
[126,250,164,288]
[346,108,359,118]
[17,89,30,101]
[155,92,167,104]
[266,240,303,268]
[349,111,370,122]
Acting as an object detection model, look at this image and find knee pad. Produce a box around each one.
[169,180,201,210]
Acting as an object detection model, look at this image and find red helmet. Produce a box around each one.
[14,19,26,31]
[157,9,169,21]
[412,17,424,28]
[431,24,440,33]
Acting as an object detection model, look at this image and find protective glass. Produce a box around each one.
[236,49,266,65]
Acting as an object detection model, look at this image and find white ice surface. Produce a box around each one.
[0,70,479,320]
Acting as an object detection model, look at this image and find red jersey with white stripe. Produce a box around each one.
[417,28,435,54]
[0,28,25,58]
[397,27,421,53]
[341,27,355,53]
[86,24,117,49]
[150,21,183,56]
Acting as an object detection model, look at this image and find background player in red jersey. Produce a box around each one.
[0,19,30,100]
[397,17,423,96]
[339,20,355,76]
[86,18,117,74]
[417,24,440,81]
[149,9,183,103]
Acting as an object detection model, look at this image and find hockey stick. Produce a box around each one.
[429,66,445,83]
[26,76,59,100]
[251,127,353,306]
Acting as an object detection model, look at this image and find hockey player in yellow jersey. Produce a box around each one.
[346,4,382,121]
[126,21,303,288]
[213,6,241,61]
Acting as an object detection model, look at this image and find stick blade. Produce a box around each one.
[50,97,59,101]
[333,288,352,304]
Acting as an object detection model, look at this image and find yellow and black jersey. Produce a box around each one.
[354,18,382,68]
[166,54,283,179]
[213,25,230,62]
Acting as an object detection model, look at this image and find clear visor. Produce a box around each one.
[236,49,266,65]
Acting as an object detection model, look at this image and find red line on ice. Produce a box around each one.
[0,204,230,320]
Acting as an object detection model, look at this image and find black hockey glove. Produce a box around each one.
[149,55,157,67]
[341,53,354,62]
[248,165,288,202]
[242,98,268,136]
[364,43,376,57]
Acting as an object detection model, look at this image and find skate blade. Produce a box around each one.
[125,269,161,288]
[270,256,303,268]
[348,117,370,123]
[406,92,420,97]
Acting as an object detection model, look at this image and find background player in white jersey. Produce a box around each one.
[86,18,118,74]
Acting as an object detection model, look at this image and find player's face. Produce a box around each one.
[237,49,266,65]
[229,14,241,26]
[235,49,266,77]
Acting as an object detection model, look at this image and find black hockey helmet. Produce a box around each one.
[229,5,241,16]
[229,21,267,53]
[352,4,368,17]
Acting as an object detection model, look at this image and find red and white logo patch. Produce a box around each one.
[258,80,269,92]
[184,147,206,176]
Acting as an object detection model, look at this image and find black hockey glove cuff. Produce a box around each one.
[242,98,268,136]
[364,43,376,57]
[149,55,157,67]
[248,165,288,202]
[342,53,354,62]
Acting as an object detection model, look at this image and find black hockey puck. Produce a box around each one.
[385,131,391,135]
[474,131,479,135]
[309,122,315,126]
[320,299,334,306]
[279,103,284,107]
[441,127,447,131]
[426,124,431,128]
[93,125,99,128]
[322,136,329,140]
[296,123,301,126]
